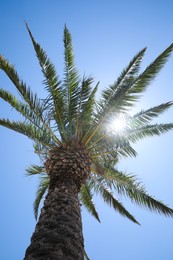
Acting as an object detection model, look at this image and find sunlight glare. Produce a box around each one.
[109,115,127,133]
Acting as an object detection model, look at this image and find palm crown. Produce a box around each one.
[1,24,173,225]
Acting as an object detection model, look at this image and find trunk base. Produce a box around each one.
[24,185,84,260]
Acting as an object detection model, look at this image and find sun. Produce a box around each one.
[108,114,127,133]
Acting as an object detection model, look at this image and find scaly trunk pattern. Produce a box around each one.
[24,146,91,260]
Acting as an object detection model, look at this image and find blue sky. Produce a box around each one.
[0,1,173,259]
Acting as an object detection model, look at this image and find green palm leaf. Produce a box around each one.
[100,47,146,113]
[0,55,61,145]
[127,123,173,142]
[26,24,67,141]
[95,168,173,217]
[82,47,146,145]
[126,187,173,217]
[89,130,137,159]
[90,176,139,224]
[0,55,42,114]
[130,43,173,94]
[78,80,99,139]
[79,183,100,222]
[84,249,90,260]
[0,88,45,130]
[63,25,80,136]
[26,165,45,176]
[129,101,173,127]
[0,119,52,147]
[78,76,94,111]
[75,76,94,137]
[80,80,99,120]
[34,175,49,219]
[33,142,50,162]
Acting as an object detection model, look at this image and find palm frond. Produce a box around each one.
[130,43,173,95]
[127,123,173,142]
[0,119,52,147]
[80,80,98,120]
[34,175,49,219]
[96,167,173,217]
[89,131,137,160]
[26,164,45,176]
[90,176,139,224]
[78,76,94,110]
[78,81,98,140]
[98,47,147,117]
[0,88,45,129]
[79,183,100,222]
[126,187,173,217]
[33,142,50,162]
[116,143,137,158]
[0,55,42,114]
[63,25,80,136]
[84,249,90,260]
[26,24,67,141]
[129,101,173,127]
[75,76,94,137]
[0,55,61,145]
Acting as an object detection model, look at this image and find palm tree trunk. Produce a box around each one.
[24,146,91,260]
[24,183,84,260]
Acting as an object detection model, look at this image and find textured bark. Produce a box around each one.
[24,146,91,260]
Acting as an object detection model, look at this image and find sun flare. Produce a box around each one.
[108,115,127,133]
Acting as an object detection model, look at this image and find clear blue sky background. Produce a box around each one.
[0,1,173,259]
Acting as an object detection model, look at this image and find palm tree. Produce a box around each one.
[0,24,173,260]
